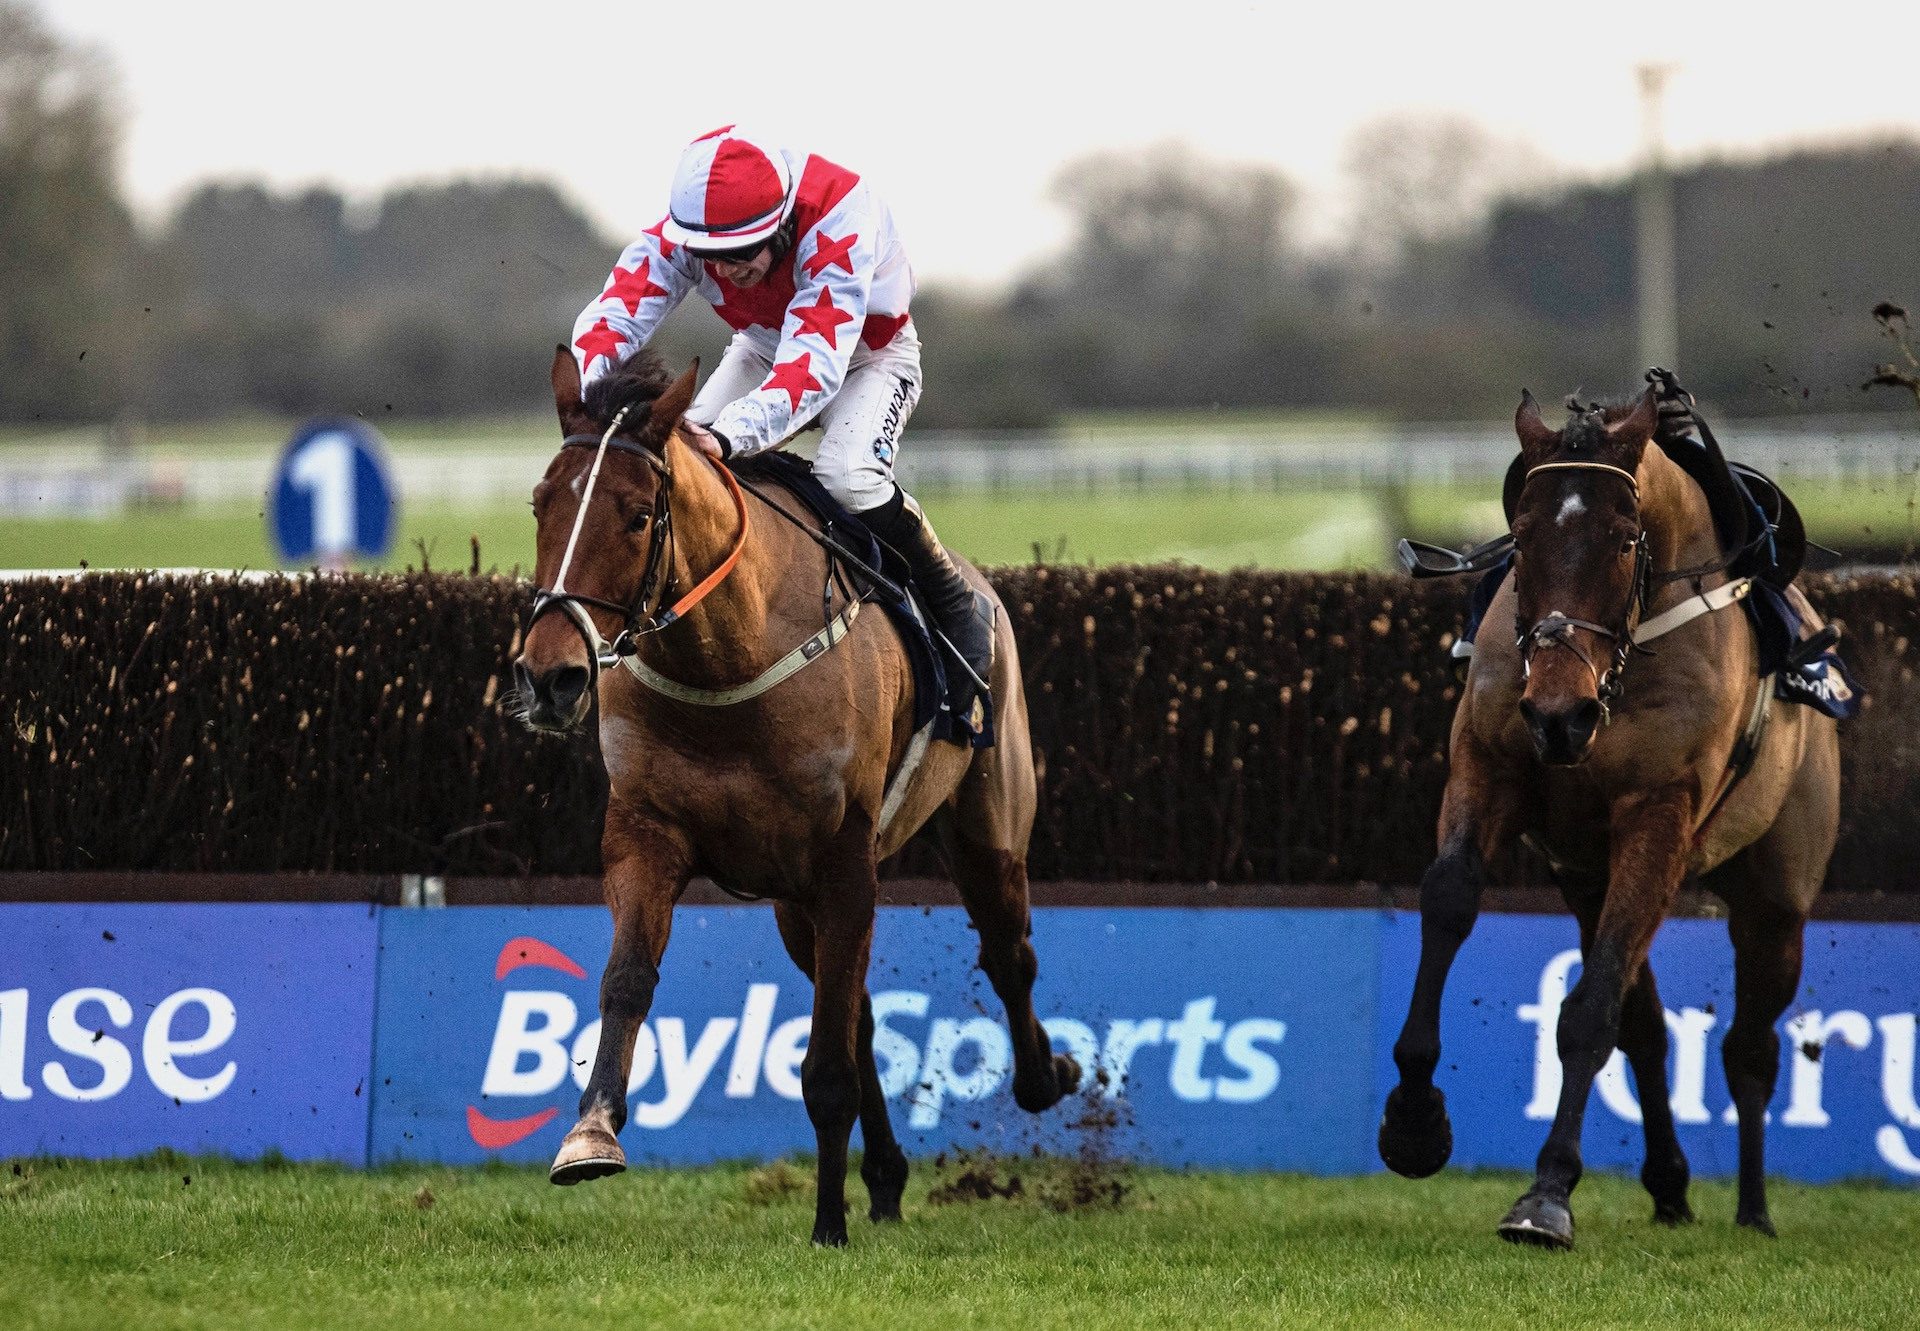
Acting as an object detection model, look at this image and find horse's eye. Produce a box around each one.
[626,508,653,534]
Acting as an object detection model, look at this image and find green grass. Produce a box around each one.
[4,473,1914,576]
[0,491,1388,574]
[2,1156,1914,1330]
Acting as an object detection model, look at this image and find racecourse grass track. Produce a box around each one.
[4,474,1917,574]
[0,491,1386,574]
[3,1156,1915,1330]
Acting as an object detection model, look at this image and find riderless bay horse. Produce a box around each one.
[1379,386,1841,1249]
[513,347,1079,1246]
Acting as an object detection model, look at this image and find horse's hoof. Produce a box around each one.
[1378,1084,1453,1179]
[1737,1210,1778,1238]
[1055,1052,1084,1094]
[862,1150,908,1222]
[812,1223,850,1248]
[1498,1193,1575,1250]
[549,1125,626,1186]
[1652,1198,1695,1227]
[1014,1053,1081,1113]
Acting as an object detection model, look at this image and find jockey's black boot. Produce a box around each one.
[865,487,994,732]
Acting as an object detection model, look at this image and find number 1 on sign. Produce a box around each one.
[289,431,357,559]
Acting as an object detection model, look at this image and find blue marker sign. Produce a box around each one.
[269,418,396,564]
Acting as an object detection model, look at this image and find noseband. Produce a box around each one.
[1513,461,1650,720]
[527,408,749,687]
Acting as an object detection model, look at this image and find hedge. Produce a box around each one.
[2,567,1914,891]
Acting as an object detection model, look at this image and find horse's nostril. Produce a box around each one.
[1566,698,1603,748]
[548,665,590,713]
[1521,695,1600,765]
[1519,698,1548,748]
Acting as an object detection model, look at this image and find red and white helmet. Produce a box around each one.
[661,126,794,254]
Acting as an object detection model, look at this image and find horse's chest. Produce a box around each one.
[603,713,870,889]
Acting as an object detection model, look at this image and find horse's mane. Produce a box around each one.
[582,349,674,430]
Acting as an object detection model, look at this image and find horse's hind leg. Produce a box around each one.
[1620,964,1694,1225]
[774,902,909,1223]
[1721,893,1805,1236]
[1716,718,1835,1236]
[943,830,1079,1110]
[795,816,881,1247]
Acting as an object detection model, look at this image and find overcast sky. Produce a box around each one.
[39,0,1920,288]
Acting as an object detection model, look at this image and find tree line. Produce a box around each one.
[4,1,1916,431]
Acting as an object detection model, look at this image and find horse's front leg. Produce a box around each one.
[1500,784,1692,1249]
[802,818,880,1247]
[551,814,690,1184]
[1380,743,1518,1178]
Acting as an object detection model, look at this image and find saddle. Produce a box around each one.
[729,451,994,748]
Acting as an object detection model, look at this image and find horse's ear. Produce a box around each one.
[642,358,702,445]
[1605,384,1660,448]
[1515,390,1555,455]
[551,344,590,432]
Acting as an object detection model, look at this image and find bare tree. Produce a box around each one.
[0,0,132,420]
[1342,112,1554,266]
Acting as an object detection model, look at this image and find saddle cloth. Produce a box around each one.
[732,451,993,748]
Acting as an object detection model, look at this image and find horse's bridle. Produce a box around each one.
[527,407,749,687]
[1512,460,1651,720]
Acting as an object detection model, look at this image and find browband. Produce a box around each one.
[1521,460,1640,501]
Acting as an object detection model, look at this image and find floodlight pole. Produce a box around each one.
[1635,62,1680,373]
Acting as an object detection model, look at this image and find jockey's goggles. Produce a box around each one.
[692,239,769,266]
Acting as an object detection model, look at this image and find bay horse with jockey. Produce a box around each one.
[511,348,1080,1246]
[1380,383,1842,1248]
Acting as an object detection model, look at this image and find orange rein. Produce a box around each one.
[651,448,750,630]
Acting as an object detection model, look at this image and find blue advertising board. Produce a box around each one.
[369,905,1381,1171]
[1374,912,1920,1184]
[0,905,379,1163]
[4,899,1916,1185]
[269,417,396,564]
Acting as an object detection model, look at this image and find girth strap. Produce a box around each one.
[619,600,862,705]
[1694,667,1774,847]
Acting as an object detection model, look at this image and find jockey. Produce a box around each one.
[570,126,992,723]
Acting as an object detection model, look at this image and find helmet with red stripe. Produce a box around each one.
[662,126,794,255]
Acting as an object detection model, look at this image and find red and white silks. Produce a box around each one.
[571,129,918,477]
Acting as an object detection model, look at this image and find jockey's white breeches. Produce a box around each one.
[689,322,922,514]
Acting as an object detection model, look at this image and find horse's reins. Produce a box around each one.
[528,410,750,687]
